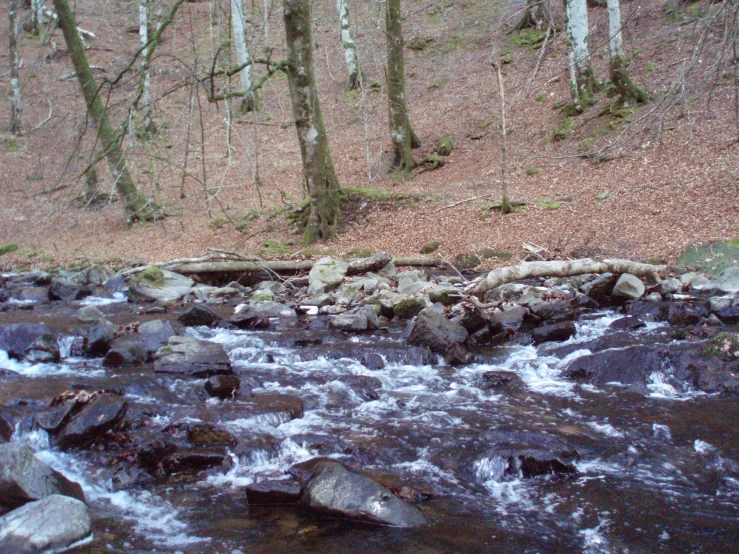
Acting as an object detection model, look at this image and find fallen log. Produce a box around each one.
[465,258,665,297]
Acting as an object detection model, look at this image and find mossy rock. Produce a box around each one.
[420,241,440,254]
[0,243,19,256]
[393,297,427,320]
[703,332,739,361]
[135,265,165,287]
[454,252,482,270]
[677,239,739,276]
[435,137,454,156]
[428,289,458,306]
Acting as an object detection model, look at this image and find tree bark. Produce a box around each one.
[564,0,598,112]
[53,0,156,221]
[465,258,665,297]
[337,0,363,90]
[139,0,156,135]
[515,0,550,30]
[386,0,420,172]
[606,0,647,105]
[8,0,22,135]
[283,0,341,243]
[231,0,258,112]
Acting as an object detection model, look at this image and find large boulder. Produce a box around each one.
[0,324,58,362]
[0,443,85,509]
[136,319,177,356]
[0,495,91,554]
[128,267,194,303]
[308,258,349,296]
[407,308,468,354]
[154,336,232,377]
[532,321,576,345]
[717,266,739,293]
[178,305,220,327]
[55,393,128,450]
[564,345,660,389]
[103,338,147,367]
[612,273,645,300]
[300,461,426,527]
[85,319,117,357]
[329,306,380,333]
[49,278,90,303]
[231,301,297,329]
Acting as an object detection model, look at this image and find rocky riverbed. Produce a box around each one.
[0,256,738,552]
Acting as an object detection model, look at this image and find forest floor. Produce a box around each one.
[0,0,737,272]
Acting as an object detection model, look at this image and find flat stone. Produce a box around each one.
[308,258,349,296]
[56,394,128,450]
[246,480,302,505]
[128,269,194,303]
[154,336,232,377]
[612,273,645,300]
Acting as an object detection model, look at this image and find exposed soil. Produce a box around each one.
[0,0,737,272]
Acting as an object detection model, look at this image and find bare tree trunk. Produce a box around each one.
[606,0,646,105]
[53,0,157,221]
[139,0,156,135]
[8,0,22,135]
[231,0,258,112]
[386,0,420,172]
[337,0,362,90]
[493,60,512,213]
[564,0,598,112]
[283,0,341,243]
[515,0,550,30]
[31,0,43,36]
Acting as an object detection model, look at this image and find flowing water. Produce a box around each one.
[2,300,739,553]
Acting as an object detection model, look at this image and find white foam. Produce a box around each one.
[77,292,126,306]
[694,439,715,455]
[0,349,104,378]
[586,422,624,438]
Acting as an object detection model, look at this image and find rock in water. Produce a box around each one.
[407,308,468,354]
[178,305,220,327]
[205,375,243,399]
[300,461,426,527]
[246,480,302,505]
[55,394,128,450]
[0,495,91,554]
[154,336,232,377]
[128,267,194,303]
[85,319,117,357]
[612,273,645,300]
[717,266,739,293]
[532,321,577,345]
[0,324,58,362]
[0,443,85,509]
[308,258,349,296]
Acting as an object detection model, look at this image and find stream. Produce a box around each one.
[2,296,739,553]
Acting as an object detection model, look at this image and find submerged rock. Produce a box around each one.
[0,495,91,554]
[246,480,302,505]
[300,461,426,527]
[0,443,85,509]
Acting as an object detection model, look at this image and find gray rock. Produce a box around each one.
[532,321,576,345]
[103,338,147,367]
[347,252,393,276]
[85,319,117,357]
[612,273,645,300]
[690,274,718,291]
[0,324,57,362]
[75,305,104,323]
[396,270,428,295]
[329,306,379,333]
[18,287,49,304]
[377,261,396,278]
[256,280,285,293]
[710,296,735,312]
[644,292,663,302]
[0,495,91,554]
[205,375,244,400]
[0,443,85,509]
[301,294,333,308]
[660,278,681,295]
[49,278,90,302]
[128,269,194,303]
[231,301,297,329]
[393,297,427,320]
[178,305,220,327]
[250,289,274,302]
[154,336,232,377]
[580,273,617,299]
[308,258,349,296]
[300,462,426,527]
[717,266,739,293]
[56,394,128,450]
[680,272,699,284]
[408,308,468,354]
[24,333,60,364]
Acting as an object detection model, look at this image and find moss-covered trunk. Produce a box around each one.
[8,0,22,135]
[53,0,155,221]
[515,0,550,30]
[386,0,420,172]
[607,0,647,105]
[564,0,598,113]
[283,0,341,244]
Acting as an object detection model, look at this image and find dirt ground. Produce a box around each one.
[0,0,737,271]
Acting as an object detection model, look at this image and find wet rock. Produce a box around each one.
[330,306,379,332]
[427,287,459,306]
[347,252,393,276]
[85,319,117,357]
[24,332,60,364]
[137,319,177,357]
[527,298,572,321]
[19,287,50,304]
[714,306,739,324]
[205,375,243,399]
[103,338,147,367]
[178,305,220,327]
[644,292,662,302]
[56,393,128,450]
[492,305,527,331]
[75,305,104,323]
[717,266,739,293]
[407,308,468,354]
[451,306,490,334]
[247,393,304,422]
[564,346,660,389]
[128,268,194,303]
[608,316,646,331]
[472,430,579,480]
[300,461,426,527]
[393,297,427,320]
[480,371,523,389]
[154,336,232,377]
[612,273,645,300]
[0,324,58,362]
[444,342,474,366]
[532,321,576,345]
[666,338,739,393]
[35,401,77,434]
[709,296,734,313]
[49,278,90,302]
[0,443,85,509]
[162,451,229,475]
[0,415,11,442]
[231,301,297,329]
[664,303,704,326]
[301,294,333,308]
[175,422,236,446]
[308,258,349,296]
[342,375,382,401]
[246,480,302,505]
[0,494,91,554]
[580,272,617,300]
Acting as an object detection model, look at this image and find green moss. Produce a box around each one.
[209,216,229,229]
[136,265,165,286]
[553,117,574,141]
[393,297,426,320]
[435,137,454,156]
[703,333,739,361]
[346,247,373,258]
[0,243,19,256]
[526,167,540,176]
[420,240,440,254]
[454,252,482,270]
[427,78,449,89]
[535,94,547,103]
[3,139,22,153]
[511,28,547,50]
[538,200,561,210]
[677,240,739,275]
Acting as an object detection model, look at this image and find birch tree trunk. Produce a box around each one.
[337,0,362,90]
[564,0,598,112]
[139,0,156,135]
[8,0,22,135]
[53,0,157,221]
[386,0,420,172]
[31,0,43,36]
[283,0,341,243]
[231,0,258,112]
[606,0,646,105]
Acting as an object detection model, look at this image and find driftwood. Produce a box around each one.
[465,258,665,297]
